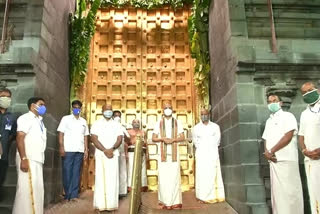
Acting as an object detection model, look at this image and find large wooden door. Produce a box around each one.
[82,6,196,192]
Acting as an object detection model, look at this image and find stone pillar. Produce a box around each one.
[209,0,320,213]
[0,0,76,212]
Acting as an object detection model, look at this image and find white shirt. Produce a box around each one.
[153,117,184,155]
[90,118,123,157]
[192,121,221,158]
[119,124,130,154]
[17,111,47,163]
[153,117,184,138]
[120,125,130,138]
[298,100,320,160]
[262,109,299,162]
[57,114,89,153]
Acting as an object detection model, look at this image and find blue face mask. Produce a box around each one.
[72,108,81,115]
[35,104,46,115]
[103,110,113,118]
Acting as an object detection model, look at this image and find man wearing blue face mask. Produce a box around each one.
[262,94,303,214]
[90,104,123,211]
[13,97,47,214]
[57,100,89,202]
[299,82,320,214]
[0,88,17,198]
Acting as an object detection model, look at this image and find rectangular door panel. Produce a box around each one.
[81,6,195,192]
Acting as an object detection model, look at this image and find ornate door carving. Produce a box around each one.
[82,6,196,192]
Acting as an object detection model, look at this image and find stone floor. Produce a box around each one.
[45,190,237,214]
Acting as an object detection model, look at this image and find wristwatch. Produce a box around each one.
[21,156,27,160]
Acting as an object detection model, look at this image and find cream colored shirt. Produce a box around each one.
[299,100,320,160]
[119,124,130,154]
[153,117,184,155]
[192,121,221,158]
[153,117,184,138]
[90,118,123,157]
[57,114,89,153]
[17,111,47,163]
[262,109,299,162]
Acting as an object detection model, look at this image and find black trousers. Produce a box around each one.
[0,160,8,186]
[0,160,8,201]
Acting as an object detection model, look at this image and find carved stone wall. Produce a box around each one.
[0,0,75,213]
[209,0,320,213]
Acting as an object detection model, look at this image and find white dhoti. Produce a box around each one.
[158,153,182,207]
[269,161,304,214]
[13,155,44,214]
[305,160,320,214]
[196,157,225,203]
[119,143,127,195]
[127,150,147,188]
[94,155,119,211]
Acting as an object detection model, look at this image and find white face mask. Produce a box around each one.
[0,97,11,109]
[164,108,172,116]
[103,110,113,118]
[114,116,121,123]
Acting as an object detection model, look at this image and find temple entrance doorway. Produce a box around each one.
[79,5,198,193]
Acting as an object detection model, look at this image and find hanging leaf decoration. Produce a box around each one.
[70,0,211,106]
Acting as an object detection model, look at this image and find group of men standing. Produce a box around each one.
[2,94,225,213]
[263,82,320,214]
[90,102,225,211]
[2,81,320,213]
[58,102,150,211]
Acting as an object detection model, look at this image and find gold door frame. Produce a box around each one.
[80,6,197,192]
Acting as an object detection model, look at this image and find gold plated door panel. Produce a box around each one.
[82,6,195,192]
[140,7,194,191]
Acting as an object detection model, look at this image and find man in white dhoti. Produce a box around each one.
[113,110,130,197]
[91,104,123,211]
[126,119,148,192]
[152,103,184,209]
[262,94,303,214]
[192,109,225,203]
[299,82,320,214]
[13,97,47,214]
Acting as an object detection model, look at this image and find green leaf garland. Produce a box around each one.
[70,0,101,99]
[70,0,211,105]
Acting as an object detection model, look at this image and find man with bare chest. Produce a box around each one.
[125,119,148,192]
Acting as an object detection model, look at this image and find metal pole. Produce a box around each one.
[267,0,277,53]
[129,134,143,214]
[0,0,11,53]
